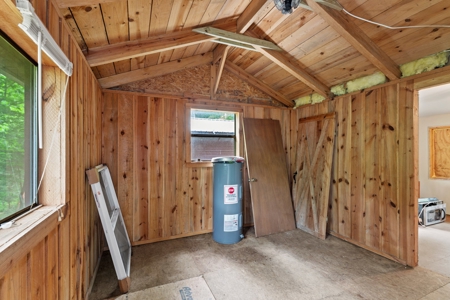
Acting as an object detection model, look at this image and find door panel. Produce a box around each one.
[293,113,336,239]
[243,118,296,237]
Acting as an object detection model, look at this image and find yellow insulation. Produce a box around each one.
[346,72,386,93]
[400,51,449,77]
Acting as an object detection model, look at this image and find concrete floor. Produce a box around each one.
[89,226,450,300]
[418,218,450,278]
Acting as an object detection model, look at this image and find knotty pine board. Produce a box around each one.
[291,82,418,267]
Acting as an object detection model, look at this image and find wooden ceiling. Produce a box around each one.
[59,0,450,106]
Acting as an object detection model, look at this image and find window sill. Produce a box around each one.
[0,204,66,278]
[186,161,213,168]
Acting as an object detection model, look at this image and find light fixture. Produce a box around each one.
[16,0,73,76]
[274,0,301,15]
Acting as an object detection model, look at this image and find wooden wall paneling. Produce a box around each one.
[379,84,399,257]
[201,168,213,231]
[191,167,202,232]
[0,1,103,299]
[46,228,59,300]
[326,99,336,233]
[176,100,190,234]
[0,255,28,299]
[149,97,165,239]
[165,99,177,236]
[397,81,418,266]
[135,96,150,241]
[364,89,381,250]
[30,240,45,298]
[350,93,366,244]
[118,94,135,240]
[58,220,70,300]
[337,97,352,238]
[242,106,254,225]
[69,42,81,300]
[81,61,90,298]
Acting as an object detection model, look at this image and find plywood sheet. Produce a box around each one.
[243,118,295,237]
[293,113,336,239]
[115,276,215,300]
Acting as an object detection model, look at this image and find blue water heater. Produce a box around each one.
[211,156,245,244]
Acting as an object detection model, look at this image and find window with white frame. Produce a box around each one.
[0,32,38,222]
[189,108,238,162]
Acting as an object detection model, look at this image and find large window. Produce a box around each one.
[188,107,240,163]
[0,33,38,222]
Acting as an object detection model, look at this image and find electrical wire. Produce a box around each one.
[342,8,450,30]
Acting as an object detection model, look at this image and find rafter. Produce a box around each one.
[56,0,124,8]
[256,47,331,98]
[214,46,230,94]
[86,22,235,67]
[237,0,273,33]
[224,61,293,107]
[99,53,213,88]
[305,0,401,80]
[193,27,281,51]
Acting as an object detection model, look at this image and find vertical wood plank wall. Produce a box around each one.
[0,0,103,299]
[291,82,418,266]
[102,91,291,244]
[102,82,418,267]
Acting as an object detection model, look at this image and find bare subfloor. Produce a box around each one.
[89,228,450,300]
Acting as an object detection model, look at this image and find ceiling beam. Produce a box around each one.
[99,53,213,88]
[56,0,124,8]
[237,0,273,33]
[193,27,282,51]
[305,0,401,80]
[224,61,293,107]
[86,22,235,67]
[256,47,331,98]
[86,30,215,67]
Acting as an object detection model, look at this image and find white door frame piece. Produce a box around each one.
[86,164,131,293]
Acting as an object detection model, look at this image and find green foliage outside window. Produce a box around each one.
[0,75,26,219]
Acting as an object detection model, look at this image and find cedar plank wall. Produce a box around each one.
[291,81,418,267]
[103,80,417,267]
[102,91,291,243]
[0,0,103,299]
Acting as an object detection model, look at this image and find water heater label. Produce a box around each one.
[224,185,238,204]
[224,214,238,232]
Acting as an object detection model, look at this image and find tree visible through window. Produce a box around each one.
[190,109,236,161]
[0,34,37,222]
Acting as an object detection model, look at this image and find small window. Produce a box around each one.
[0,33,38,222]
[186,105,241,166]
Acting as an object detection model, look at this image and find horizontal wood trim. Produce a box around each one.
[413,64,450,90]
[102,89,290,110]
[0,206,63,279]
[99,53,213,88]
[131,229,213,246]
[298,112,335,123]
